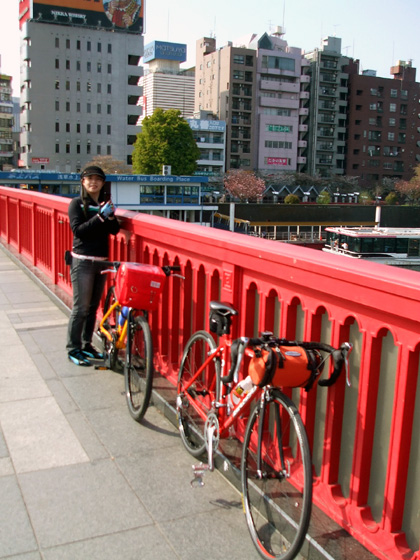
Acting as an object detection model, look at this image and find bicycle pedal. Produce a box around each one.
[191,462,210,488]
[94,365,109,370]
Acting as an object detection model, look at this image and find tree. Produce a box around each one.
[132,108,200,175]
[284,194,300,204]
[85,155,132,174]
[384,192,398,205]
[317,190,331,204]
[223,169,265,202]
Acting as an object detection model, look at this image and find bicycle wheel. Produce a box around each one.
[100,286,123,370]
[124,313,153,422]
[241,389,312,560]
[176,330,220,458]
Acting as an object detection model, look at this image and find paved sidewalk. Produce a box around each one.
[0,244,378,560]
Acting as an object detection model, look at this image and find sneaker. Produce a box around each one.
[82,344,104,360]
[68,349,91,366]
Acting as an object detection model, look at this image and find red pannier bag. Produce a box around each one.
[115,263,166,311]
[248,344,323,391]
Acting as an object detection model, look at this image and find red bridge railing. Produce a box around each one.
[1,186,419,560]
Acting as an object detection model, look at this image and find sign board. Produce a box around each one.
[267,157,288,166]
[188,119,226,133]
[32,157,50,164]
[143,41,187,63]
[31,0,143,33]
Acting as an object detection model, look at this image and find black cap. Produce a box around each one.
[81,166,106,181]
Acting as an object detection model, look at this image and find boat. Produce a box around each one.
[323,226,420,269]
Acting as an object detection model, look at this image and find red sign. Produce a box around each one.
[267,157,288,166]
[32,157,50,164]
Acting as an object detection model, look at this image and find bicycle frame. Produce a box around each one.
[99,298,128,350]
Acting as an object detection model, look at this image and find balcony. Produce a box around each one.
[0,187,418,560]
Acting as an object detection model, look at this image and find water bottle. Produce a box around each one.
[118,306,129,327]
[228,375,254,408]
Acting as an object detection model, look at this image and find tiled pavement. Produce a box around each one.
[0,243,379,560]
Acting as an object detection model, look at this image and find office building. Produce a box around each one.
[346,60,420,186]
[0,73,15,170]
[188,110,226,178]
[18,0,144,171]
[140,41,195,122]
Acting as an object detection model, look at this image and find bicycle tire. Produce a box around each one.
[124,313,153,422]
[241,389,312,560]
[100,286,122,370]
[176,330,220,458]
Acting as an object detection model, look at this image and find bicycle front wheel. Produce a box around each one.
[241,390,312,560]
[176,330,220,458]
[124,313,153,422]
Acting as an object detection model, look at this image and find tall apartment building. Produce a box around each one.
[346,60,420,186]
[0,74,15,170]
[195,31,310,174]
[188,110,226,177]
[304,36,350,177]
[18,0,144,172]
[140,41,195,123]
[195,36,257,171]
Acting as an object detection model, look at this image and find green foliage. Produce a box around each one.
[284,194,300,204]
[384,191,398,205]
[132,108,201,175]
[317,190,331,204]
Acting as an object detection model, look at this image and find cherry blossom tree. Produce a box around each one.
[224,170,265,202]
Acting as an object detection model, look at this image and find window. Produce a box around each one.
[107,145,111,155]
[370,88,378,96]
[76,102,80,112]
[87,61,91,71]
[97,83,101,93]
[55,59,59,69]
[97,124,101,134]
[66,123,70,133]
[107,84,112,94]
[77,81,81,92]
[55,100,60,111]
[97,104,101,114]
[389,103,397,112]
[76,123,80,133]
[87,141,91,154]
[389,117,396,126]
[66,101,70,112]
[76,61,81,71]
[107,104,111,114]
[97,145,101,155]
[369,103,377,110]
[233,69,244,80]
[66,39,70,49]
[400,118,407,129]
[97,42,101,52]
[66,60,70,70]
[55,143,59,153]
[77,40,81,50]
[87,81,92,92]
[55,122,59,132]
[107,64,112,73]
[97,62,102,73]
[233,55,244,64]
[87,41,91,51]
[66,143,70,153]
[66,81,70,91]
[55,37,59,48]
[87,103,91,113]
[108,44,112,54]
[76,144,80,154]
[390,89,398,98]
[55,80,60,90]
[261,55,295,71]
[388,132,395,141]
[107,125,111,135]
[87,123,91,133]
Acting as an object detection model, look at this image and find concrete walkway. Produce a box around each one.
[0,243,378,560]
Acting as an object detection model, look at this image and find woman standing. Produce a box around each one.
[67,165,120,366]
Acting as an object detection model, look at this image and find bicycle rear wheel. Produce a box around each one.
[100,286,123,370]
[241,389,312,560]
[124,313,153,422]
[176,330,220,458]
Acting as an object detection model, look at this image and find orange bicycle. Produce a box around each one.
[176,301,352,560]
[98,261,181,422]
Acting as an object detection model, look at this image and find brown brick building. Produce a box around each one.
[346,60,420,187]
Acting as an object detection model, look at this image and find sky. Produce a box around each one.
[1,0,419,93]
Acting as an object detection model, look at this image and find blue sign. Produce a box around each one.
[111,175,208,183]
[143,41,187,63]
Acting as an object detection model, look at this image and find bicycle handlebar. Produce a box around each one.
[99,261,184,279]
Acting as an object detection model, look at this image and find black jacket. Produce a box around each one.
[68,195,120,257]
